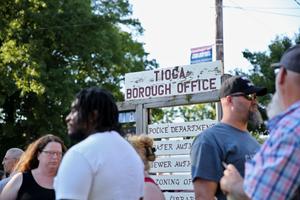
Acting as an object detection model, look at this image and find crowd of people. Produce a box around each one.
[0,44,299,200]
[219,44,300,200]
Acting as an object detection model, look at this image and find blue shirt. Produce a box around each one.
[191,122,260,200]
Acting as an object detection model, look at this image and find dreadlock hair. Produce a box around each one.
[75,87,123,136]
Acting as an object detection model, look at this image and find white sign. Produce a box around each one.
[154,139,194,155]
[119,111,135,123]
[125,61,222,100]
[150,156,191,173]
[148,120,216,138]
[151,175,193,190]
[164,192,195,200]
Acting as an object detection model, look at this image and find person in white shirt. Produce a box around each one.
[54,87,144,200]
[0,148,24,193]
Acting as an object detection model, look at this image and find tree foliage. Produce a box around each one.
[242,30,300,106]
[150,103,216,124]
[234,30,300,135]
[0,0,156,159]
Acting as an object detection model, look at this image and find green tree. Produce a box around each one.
[150,103,216,124]
[242,30,300,106]
[233,30,300,136]
[0,0,156,159]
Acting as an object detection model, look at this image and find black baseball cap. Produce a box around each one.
[271,44,300,73]
[219,76,267,98]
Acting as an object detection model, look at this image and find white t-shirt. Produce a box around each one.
[54,131,144,200]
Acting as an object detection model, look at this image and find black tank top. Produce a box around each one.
[16,171,55,200]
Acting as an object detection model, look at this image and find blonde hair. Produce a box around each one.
[127,134,156,172]
[14,134,67,173]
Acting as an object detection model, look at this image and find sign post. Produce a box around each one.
[121,60,223,199]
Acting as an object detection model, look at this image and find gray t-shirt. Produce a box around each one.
[191,122,260,200]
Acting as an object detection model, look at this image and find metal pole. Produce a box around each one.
[215,0,224,66]
[215,0,224,121]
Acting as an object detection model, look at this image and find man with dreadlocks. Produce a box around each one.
[54,87,144,200]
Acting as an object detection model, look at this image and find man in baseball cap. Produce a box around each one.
[219,76,267,98]
[191,75,267,200]
[271,44,300,73]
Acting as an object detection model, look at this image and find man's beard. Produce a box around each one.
[69,128,87,143]
[267,91,285,119]
[248,108,264,128]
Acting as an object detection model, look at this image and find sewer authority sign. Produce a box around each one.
[124,61,222,100]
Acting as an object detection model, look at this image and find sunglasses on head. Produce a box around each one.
[230,93,257,101]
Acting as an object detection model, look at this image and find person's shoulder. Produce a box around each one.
[287,103,300,122]
[60,141,90,165]
[0,177,10,188]
[11,172,23,179]
[5,172,23,186]
[63,132,116,160]
[144,182,165,200]
[195,123,221,139]
[68,134,102,152]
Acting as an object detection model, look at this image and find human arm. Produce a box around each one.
[0,172,23,200]
[54,150,93,200]
[190,134,224,200]
[220,164,250,200]
[144,182,165,200]
[193,178,217,200]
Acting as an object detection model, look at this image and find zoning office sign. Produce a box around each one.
[125,61,222,100]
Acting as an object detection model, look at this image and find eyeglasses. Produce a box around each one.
[273,65,281,75]
[230,93,257,101]
[42,151,63,157]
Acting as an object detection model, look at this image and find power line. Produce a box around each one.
[223,5,300,18]
[224,0,279,34]
[224,6,300,10]
[294,0,300,7]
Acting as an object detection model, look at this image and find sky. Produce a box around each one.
[129,0,300,73]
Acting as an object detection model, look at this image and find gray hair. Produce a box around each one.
[7,148,24,160]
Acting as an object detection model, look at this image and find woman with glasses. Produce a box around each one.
[0,134,67,200]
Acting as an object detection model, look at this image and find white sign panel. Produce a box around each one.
[151,175,193,190]
[154,139,194,155]
[125,61,222,100]
[150,156,191,173]
[148,120,216,138]
[164,192,195,200]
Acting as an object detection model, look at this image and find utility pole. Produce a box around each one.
[215,0,224,121]
[215,0,224,67]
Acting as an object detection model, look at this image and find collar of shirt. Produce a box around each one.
[267,100,300,131]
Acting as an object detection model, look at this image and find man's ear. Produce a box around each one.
[277,67,287,85]
[225,96,232,104]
